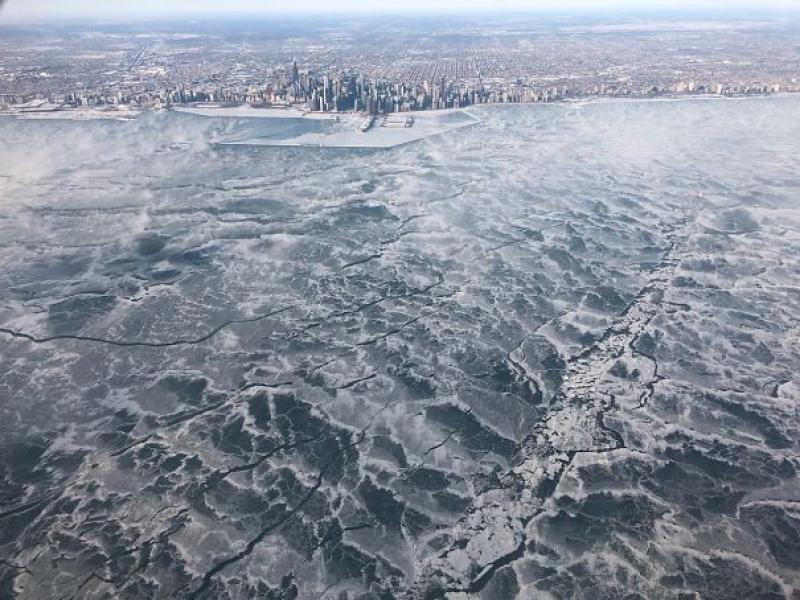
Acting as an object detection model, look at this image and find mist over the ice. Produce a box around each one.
[1,96,799,598]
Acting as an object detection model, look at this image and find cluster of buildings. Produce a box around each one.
[2,61,795,117]
[268,63,577,113]
[2,17,799,116]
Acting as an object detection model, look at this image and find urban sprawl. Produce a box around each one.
[1,15,799,116]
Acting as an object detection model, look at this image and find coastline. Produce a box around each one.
[1,91,795,123]
[172,104,338,120]
[214,109,480,149]
[0,107,142,121]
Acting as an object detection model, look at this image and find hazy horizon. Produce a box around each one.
[2,0,799,23]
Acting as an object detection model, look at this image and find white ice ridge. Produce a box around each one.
[413,228,685,596]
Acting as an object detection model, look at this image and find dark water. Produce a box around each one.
[1,97,799,599]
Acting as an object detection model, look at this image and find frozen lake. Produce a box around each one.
[1,96,799,599]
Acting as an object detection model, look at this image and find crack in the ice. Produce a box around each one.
[335,372,378,390]
[185,433,366,599]
[0,305,296,348]
[340,253,382,270]
[286,272,444,341]
[412,225,688,595]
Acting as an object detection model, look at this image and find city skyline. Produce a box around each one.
[2,12,798,119]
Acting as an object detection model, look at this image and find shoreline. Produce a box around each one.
[172,104,338,120]
[214,110,480,149]
[1,91,795,123]
[173,104,475,121]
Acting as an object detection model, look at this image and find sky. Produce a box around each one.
[1,0,797,21]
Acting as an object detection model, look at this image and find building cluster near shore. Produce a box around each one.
[1,63,795,117]
[1,15,799,116]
